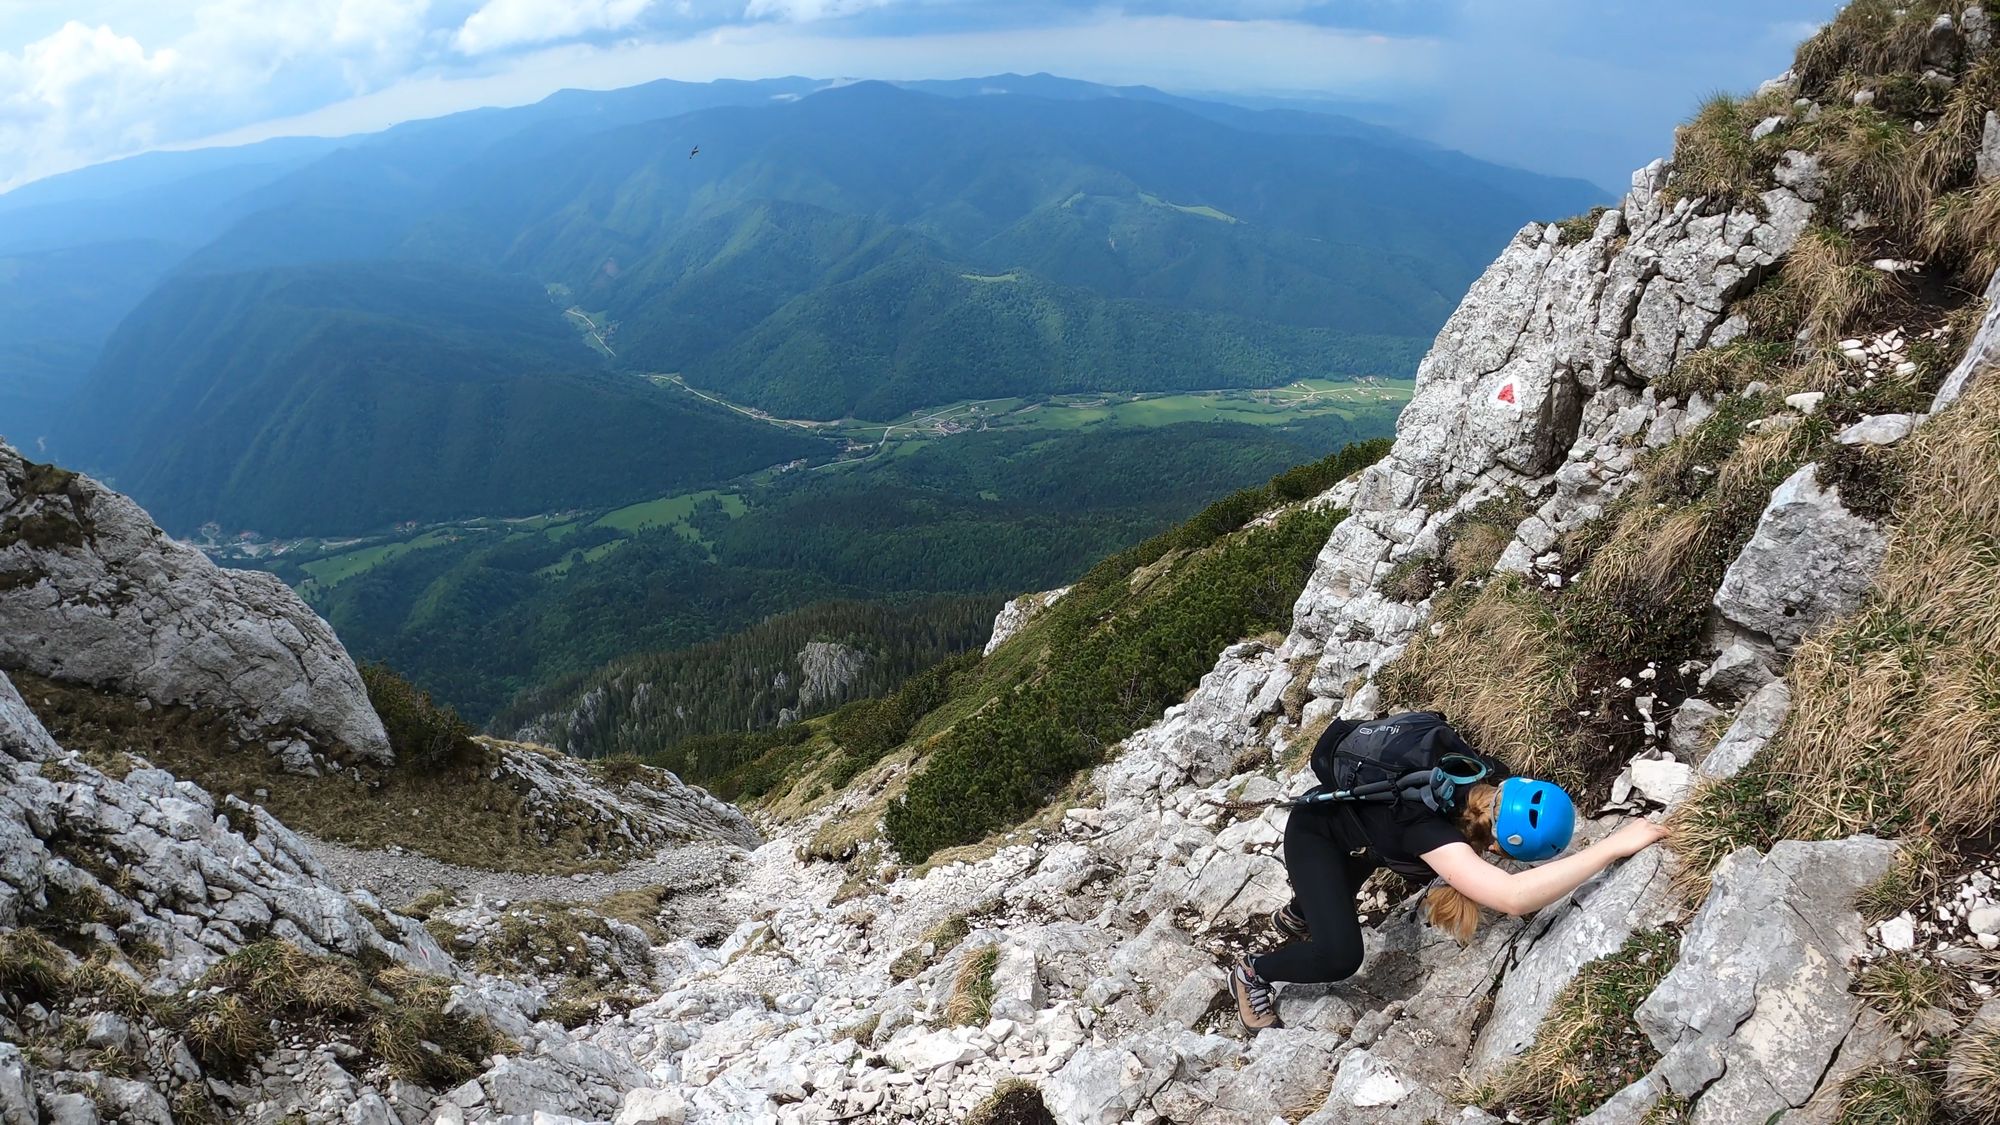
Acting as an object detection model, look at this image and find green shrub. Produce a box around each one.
[360,664,478,772]
[826,651,980,783]
[885,501,1345,860]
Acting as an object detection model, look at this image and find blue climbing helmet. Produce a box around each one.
[1494,777,1576,861]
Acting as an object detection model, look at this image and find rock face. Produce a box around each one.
[1635,838,1901,1123]
[0,671,442,978]
[1290,154,1815,700]
[0,444,389,762]
[1710,463,1888,653]
[795,641,869,713]
[482,737,761,853]
[984,586,1073,655]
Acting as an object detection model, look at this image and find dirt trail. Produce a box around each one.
[304,833,740,908]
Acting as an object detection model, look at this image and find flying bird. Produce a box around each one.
[689,145,700,159]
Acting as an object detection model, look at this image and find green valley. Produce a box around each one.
[236,378,1409,731]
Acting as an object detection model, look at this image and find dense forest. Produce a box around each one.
[276,413,1392,724]
[685,252,1425,420]
[60,262,823,535]
[497,597,1001,761]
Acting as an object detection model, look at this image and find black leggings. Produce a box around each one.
[1251,804,1373,984]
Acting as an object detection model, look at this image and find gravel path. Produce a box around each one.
[304,833,742,908]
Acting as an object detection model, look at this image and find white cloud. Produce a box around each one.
[0,0,437,189]
[189,12,1434,151]
[742,0,894,22]
[453,0,657,54]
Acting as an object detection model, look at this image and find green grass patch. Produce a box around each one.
[301,530,457,589]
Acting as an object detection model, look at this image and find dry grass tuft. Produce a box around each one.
[0,930,71,1003]
[1665,770,1783,906]
[179,993,271,1073]
[1856,954,1964,1036]
[1447,522,1516,582]
[168,940,508,1086]
[1948,1020,2000,1121]
[1857,837,1949,923]
[1674,377,2000,899]
[944,945,1001,1028]
[1789,227,1895,343]
[1376,577,1576,781]
[1487,929,1681,1123]
[1840,1065,1941,1125]
[965,1078,1056,1125]
[1794,0,1957,97]
[1656,339,1788,401]
[1923,177,2000,286]
[1667,92,1790,210]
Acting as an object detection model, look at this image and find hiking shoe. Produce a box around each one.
[1230,958,1279,1031]
[1271,902,1311,944]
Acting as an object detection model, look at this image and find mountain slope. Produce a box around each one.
[63,262,825,534]
[378,81,1582,418]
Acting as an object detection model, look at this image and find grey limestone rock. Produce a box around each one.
[984,585,1072,655]
[1470,849,1677,1077]
[1636,837,1899,1123]
[1699,678,1792,781]
[1711,464,1888,653]
[794,641,869,713]
[1837,412,1918,445]
[1937,262,2000,408]
[1668,699,1727,760]
[0,444,389,763]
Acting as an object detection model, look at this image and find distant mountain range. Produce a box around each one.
[2,72,1607,536]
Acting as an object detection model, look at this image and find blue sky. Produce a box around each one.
[0,0,1837,193]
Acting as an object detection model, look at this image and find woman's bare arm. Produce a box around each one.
[1421,820,1668,916]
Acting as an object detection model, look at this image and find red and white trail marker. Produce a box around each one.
[1490,378,1521,410]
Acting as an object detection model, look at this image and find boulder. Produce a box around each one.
[1636,837,1899,1123]
[0,444,389,762]
[1711,464,1888,653]
[615,1087,688,1125]
[1044,1045,1151,1125]
[1699,679,1792,781]
[1697,639,1777,699]
[1837,413,1917,446]
[1667,699,1727,760]
[1629,759,1695,806]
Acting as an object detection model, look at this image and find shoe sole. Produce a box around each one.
[1271,908,1311,945]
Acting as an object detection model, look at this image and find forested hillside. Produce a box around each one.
[62,262,824,535]
[498,597,1002,759]
[275,407,1398,723]
[642,439,1389,814]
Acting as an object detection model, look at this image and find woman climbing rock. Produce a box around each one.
[1228,711,1668,1031]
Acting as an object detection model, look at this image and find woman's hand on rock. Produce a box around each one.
[1608,818,1669,857]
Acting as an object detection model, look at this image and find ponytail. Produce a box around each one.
[1425,783,1498,945]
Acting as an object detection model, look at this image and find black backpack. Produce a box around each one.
[1306,711,1508,816]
